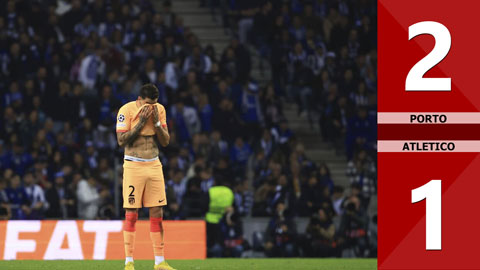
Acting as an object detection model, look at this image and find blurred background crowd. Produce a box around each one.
[0,0,377,258]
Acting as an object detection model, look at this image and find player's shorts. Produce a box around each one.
[122,156,167,208]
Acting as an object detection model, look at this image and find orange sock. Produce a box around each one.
[124,212,138,258]
[150,217,164,257]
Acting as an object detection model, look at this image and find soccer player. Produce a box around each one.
[116,84,175,270]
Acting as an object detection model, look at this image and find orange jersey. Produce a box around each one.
[116,101,167,135]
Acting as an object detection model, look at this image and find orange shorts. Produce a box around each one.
[122,159,167,208]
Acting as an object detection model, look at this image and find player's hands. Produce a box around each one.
[152,105,159,125]
[138,105,152,127]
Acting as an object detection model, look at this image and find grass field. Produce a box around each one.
[0,258,377,270]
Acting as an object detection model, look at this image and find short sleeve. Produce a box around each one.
[116,105,131,132]
[159,104,167,128]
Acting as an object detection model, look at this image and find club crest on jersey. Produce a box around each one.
[118,114,125,122]
[128,197,135,205]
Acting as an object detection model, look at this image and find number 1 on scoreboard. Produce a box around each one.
[411,180,442,250]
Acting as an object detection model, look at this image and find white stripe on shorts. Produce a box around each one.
[124,155,159,162]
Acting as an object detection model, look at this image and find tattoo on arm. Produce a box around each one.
[155,125,170,147]
[117,124,143,147]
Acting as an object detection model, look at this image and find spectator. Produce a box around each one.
[325,96,350,152]
[233,180,253,217]
[347,149,376,207]
[264,202,297,257]
[183,45,212,76]
[289,16,306,41]
[209,131,228,164]
[255,129,275,159]
[238,81,263,137]
[170,99,201,143]
[3,143,33,177]
[236,2,256,44]
[252,177,275,217]
[45,174,76,219]
[97,157,114,185]
[167,169,187,205]
[220,47,237,79]
[350,82,369,107]
[85,141,99,170]
[271,119,293,145]
[205,180,234,257]
[332,186,346,216]
[229,137,252,177]
[338,195,369,257]
[23,172,48,219]
[302,207,337,257]
[74,14,97,37]
[0,179,11,219]
[197,93,213,132]
[219,207,247,257]
[212,157,233,185]
[200,168,215,193]
[165,56,182,91]
[77,176,107,219]
[140,58,158,84]
[229,37,251,83]
[212,98,243,142]
[5,175,30,219]
[163,180,181,220]
[183,166,208,217]
[317,163,334,194]
[97,84,120,125]
[260,84,283,128]
[78,49,106,92]
[298,175,324,216]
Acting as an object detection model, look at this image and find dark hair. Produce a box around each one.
[139,84,159,100]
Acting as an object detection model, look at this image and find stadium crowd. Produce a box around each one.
[0,0,376,258]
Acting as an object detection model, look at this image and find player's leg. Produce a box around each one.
[149,207,175,270]
[122,162,146,269]
[124,208,138,268]
[149,206,165,264]
[144,162,175,270]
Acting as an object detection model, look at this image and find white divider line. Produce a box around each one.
[378,112,480,124]
[378,140,480,152]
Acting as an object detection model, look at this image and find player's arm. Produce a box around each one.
[117,106,152,147]
[152,105,170,147]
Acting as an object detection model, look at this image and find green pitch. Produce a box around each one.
[0,258,377,270]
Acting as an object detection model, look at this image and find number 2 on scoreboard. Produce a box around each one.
[406,21,451,91]
[411,180,442,250]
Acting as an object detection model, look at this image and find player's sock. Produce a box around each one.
[155,256,165,265]
[150,217,165,264]
[124,212,138,265]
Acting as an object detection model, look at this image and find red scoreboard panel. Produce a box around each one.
[378,0,480,269]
